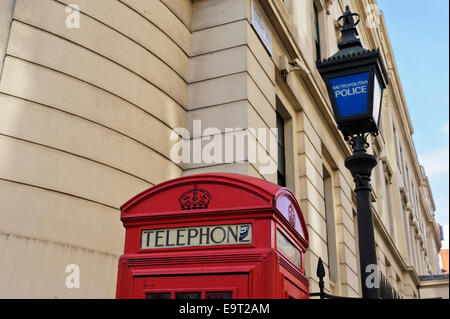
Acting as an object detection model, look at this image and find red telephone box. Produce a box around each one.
[116,173,309,299]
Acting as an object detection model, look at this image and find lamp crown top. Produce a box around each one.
[340,6,359,28]
[337,6,362,50]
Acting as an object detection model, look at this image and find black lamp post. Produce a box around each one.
[317,6,389,299]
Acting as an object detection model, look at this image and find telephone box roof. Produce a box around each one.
[121,173,309,243]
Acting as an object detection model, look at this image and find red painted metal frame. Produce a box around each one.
[116,173,310,299]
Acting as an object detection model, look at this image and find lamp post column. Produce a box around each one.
[345,134,380,299]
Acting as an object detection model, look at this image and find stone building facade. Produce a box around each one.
[0,0,442,298]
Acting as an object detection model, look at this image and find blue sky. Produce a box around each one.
[377,0,449,226]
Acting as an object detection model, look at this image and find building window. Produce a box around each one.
[406,166,410,192]
[313,3,321,62]
[393,125,400,169]
[276,111,286,187]
[402,201,413,264]
[410,225,417,269]
[400,145,405,175]
[384,176,395,237]
[323,166,338,282]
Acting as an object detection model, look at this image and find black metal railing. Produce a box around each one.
[309,258,361,299]
[310,258,401,299]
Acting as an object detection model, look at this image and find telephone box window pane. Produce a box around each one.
[276,229,302,268]
[145,293,171,299]
[205,292,233,299]
[175,292,201,299]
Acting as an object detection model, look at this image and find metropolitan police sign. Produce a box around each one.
[330,72,370,118]
[141,224,252,249]
[316,5,389,138]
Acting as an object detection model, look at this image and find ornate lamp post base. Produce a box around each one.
[345,134,380,299]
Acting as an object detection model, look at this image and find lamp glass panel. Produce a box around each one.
[330,72,370,118]
[373,73,382,126]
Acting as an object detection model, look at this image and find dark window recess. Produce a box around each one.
[205,292,233,299]
[314,3,321,62]
[175,292,201,299]
[277,112,286,187]
[145,293,171,299]
[380,273,401,299]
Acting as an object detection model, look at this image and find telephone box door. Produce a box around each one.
[132,273,249,299]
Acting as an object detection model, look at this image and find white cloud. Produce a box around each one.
[419,146,449,178]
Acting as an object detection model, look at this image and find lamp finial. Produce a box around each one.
[337,6,361,49]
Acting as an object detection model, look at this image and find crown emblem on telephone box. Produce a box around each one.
[178,184,212,210]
